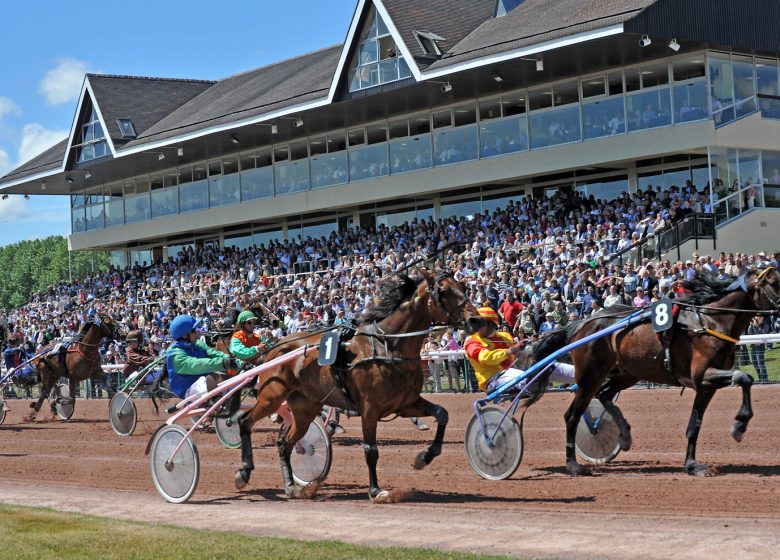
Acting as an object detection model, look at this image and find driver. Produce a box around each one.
[166,314,235,400]
[229,311,268,364]
[465,306,574,394]
[123,330,157,383]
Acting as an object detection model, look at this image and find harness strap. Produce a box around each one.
[702,328,740,345]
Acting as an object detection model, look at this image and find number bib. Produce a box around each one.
[651,298,674,332]
[318,330,340,366]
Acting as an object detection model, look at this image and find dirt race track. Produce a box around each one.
[2,386,780,559]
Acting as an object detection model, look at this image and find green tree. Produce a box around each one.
[0,236,109,309]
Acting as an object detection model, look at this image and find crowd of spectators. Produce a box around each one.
[1,181,778,393]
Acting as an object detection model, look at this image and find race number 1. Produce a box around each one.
[651,298,674,332]
[318,331,340,366]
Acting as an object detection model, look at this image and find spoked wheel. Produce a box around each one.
[0,398,6,425]
[465,405,523,481]
[108,392,138,437]
[150,424,200,503]
[287,419,332,485]
[575,398,621,464]
[54,383,74,421]
[215,415,241,449]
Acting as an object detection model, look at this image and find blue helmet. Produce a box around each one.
[170,315,202,340]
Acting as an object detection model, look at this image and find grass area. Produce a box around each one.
[0,504,514,560]
[736,345,780,382]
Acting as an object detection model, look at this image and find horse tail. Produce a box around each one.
[531,321,578,363]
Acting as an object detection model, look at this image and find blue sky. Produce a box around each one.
[0,0,357,248]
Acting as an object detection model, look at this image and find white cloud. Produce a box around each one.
[17,123,68,165]
[0,146,12,176]
[0,97,21,121]
[0,196,32,223]
[39,58,90,106]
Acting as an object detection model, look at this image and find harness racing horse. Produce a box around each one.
[28,315,119,421]
[534,267,780,476]
[233,269,483,502]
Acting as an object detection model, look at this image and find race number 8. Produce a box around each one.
[651,298,673,332]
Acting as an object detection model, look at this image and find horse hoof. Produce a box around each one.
[370,489,394,504]
[413,451,427,471]
[619,433,632,452]
[286,482,319,499]
[234,470,250,490]
[730,423,746,443]
[566,461,591,476]
[684,462,711,477]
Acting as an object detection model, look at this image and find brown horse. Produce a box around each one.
[533,267,780,476]
[28,314,119,420]
[233,269,483,502]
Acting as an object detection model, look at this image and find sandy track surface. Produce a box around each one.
[2,386,780,559]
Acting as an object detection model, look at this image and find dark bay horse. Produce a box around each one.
[233,269,483,502]
[534,267,780,476]
[28,315,119,420]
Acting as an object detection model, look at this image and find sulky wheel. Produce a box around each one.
[55,383,74,421]
[215,415,241,449]
[108,392,138,437]
[288,419,332,486]
[465,405,523,481]
[150,424,200,503]
[0,398,6,425]
[575,398,621,464]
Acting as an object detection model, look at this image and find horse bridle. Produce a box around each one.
[754,266,780,309]
[426,272,471,328]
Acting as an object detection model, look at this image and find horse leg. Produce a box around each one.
[28,366,51,420]
[398,396,448,470]
[683,389,715,476]
[563,380,600,475]
[234,379,288,490]
[276,394,321,499]
[597,376,635,452]
[360,408,391,503]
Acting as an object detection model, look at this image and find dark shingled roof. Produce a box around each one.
[122,45,342,148]
[0,138,67,182]
[427,0,657,71]
[382,0,495,65]
[88,75,215,146]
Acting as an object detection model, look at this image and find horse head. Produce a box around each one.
[750,266,780,310]
[94,313,120,341]
[418,268,483,333]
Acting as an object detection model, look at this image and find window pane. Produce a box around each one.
[241,167,274,200]
[72,207,86,233]
[124,192,150,223]
[641,63,669,88]
[105,197,124,228]
[388,119,408,140]
[553,80,579,106]
[209,172,240,207]
[733,56,757,118]
[479,99,502,121]
[529,88,553,111]
[328,132,347,152]
[582,77,606,98]
[311,152,348,188]
[84,205,100,230]
[761,150,780,208]
[440,197,481,220]
[348,129,365,147]
[502,94,526,116]
[275,160,310,194]
[529,106,582,148]
[479,115,528,156]
[253,230,282,247]
[626,88,672,131]
[673,80,709,123]
[709,53,734,107]
[673,56,706,81]
[349,143,389,181]
[398,57,412,79]
[432,110,452,129]
[151,187,179,218]
[582,96,625,139]
[433,125,478,165]
[359,40,378,65]
[607,71,624,96]
[366,124,387,145]
[390,133,432,173]
[756,59,780,96]
[309,135,327,156]
[410,114,431,134]
[453,104,477,126]
[179,181,208,213]
[625,67,641,92]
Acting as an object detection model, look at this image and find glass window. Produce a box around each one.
[673,56,706,81]
[761,150,780,207]
[348,5,408,92]
[388,119,409,140]
[390,132,432,174]
[607,71,624,96]
[453,104,477,126]
[710,53,735,124]
[349,143,389,181]
[105,184,124,228]
[432,110,452,129]
[640,62,669,88]
[253,229,283,248]
[529,88,553,111]
[479,115,529,156]
[311,152,348,188]
[625,67,641,93]
[76,106,110,163]
[733,55,757,118]
[575,176,628,202]
[71,207,86,233]
[366,124,387,145]
[348,129,365,147]
[410,114,431,134]
[309,135,327,156]
[553,80,579,106]
[209,157,240,207]
[224,233,254,251]
[124,191,150,223]
[274,145,290,163]
[673,80,709,123]
[433,125,478,165]
[275,160,310,195]
[626,88,672,131]
[328,132,347,152]
[756,59,780,96]
[582,96,625,139]
[376,207,416,228]
[581,76,606,99]
[441,197,481,220]
[241,166,274,200]
[303,221,337,240]
[178,180,208,213]
[502,94,526,116]
[151,184,179,218]
[529,105,581,148]
[479,99,502,121]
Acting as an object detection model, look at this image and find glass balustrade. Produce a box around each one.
[433,125,478,166]
[582,97,625,140]
[479,116,528,156]
[389,134,432,174]
[105,199,124,228]
[349,143,389,181]
[151,187,179,219]
[530,106,581,149]
[626,88,672,132]
[178,181,208,213]
[124,193,150,223]
[672,80,709,123]
[208,174,240,207]
[240,167,274,200]
[310,152,348,188]
[275,160,310,195]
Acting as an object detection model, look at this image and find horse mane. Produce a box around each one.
[358,274,421,324]
[681,270,740,305]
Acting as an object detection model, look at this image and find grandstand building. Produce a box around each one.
[1,0,779,266]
